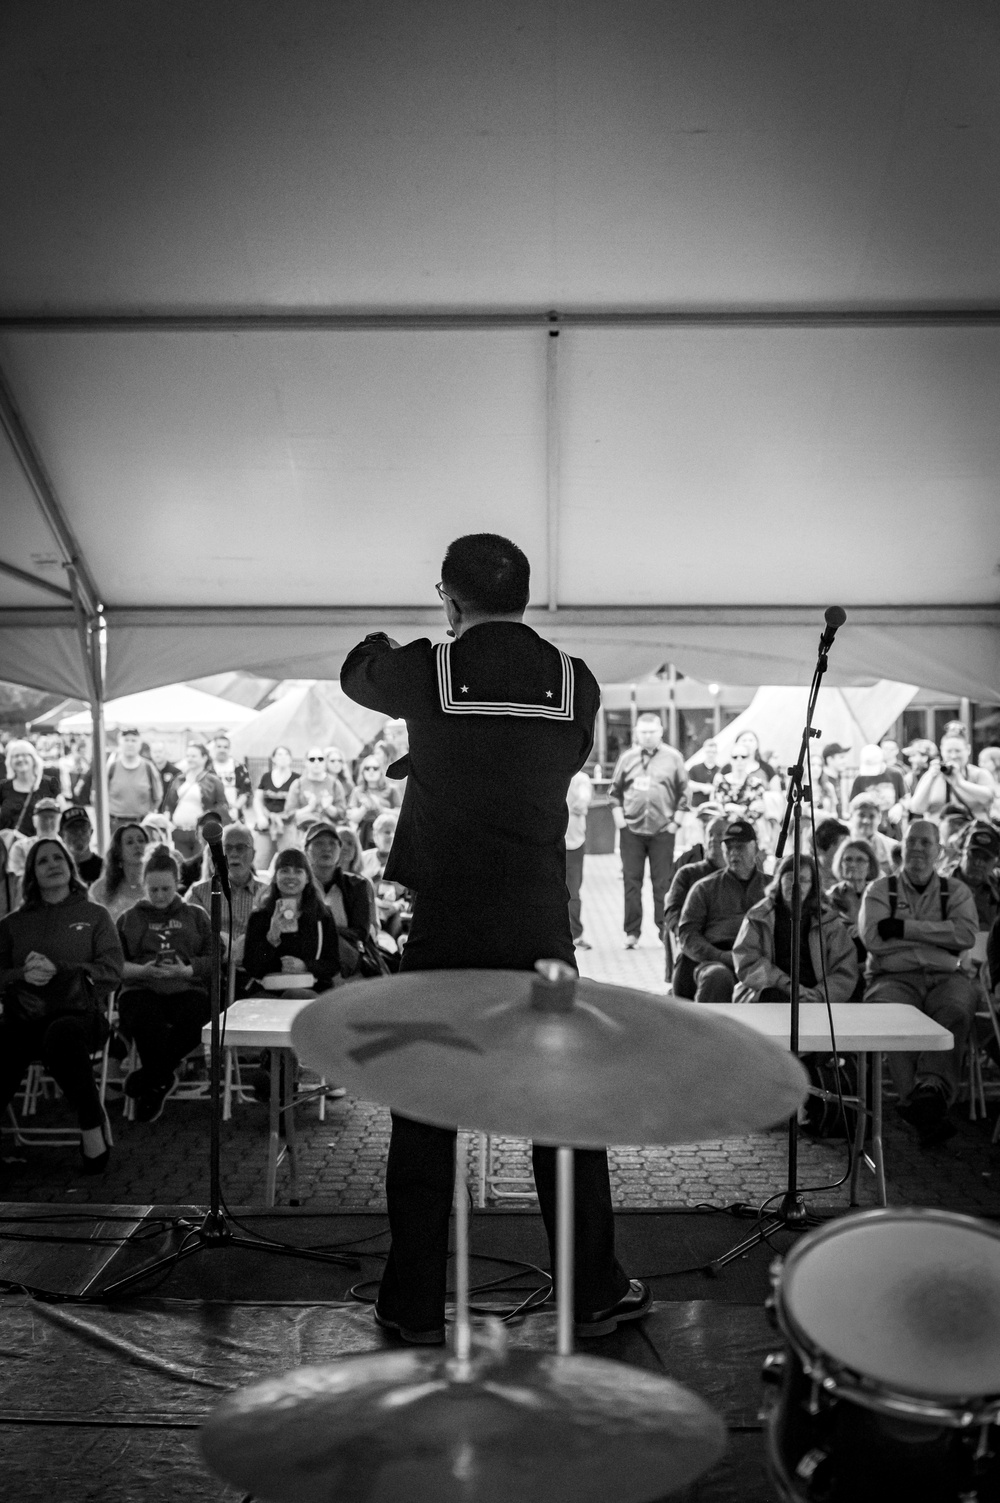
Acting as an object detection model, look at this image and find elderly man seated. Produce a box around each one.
[185,821,268,993]
[859,819,979,1147]
[676,818,768,1003]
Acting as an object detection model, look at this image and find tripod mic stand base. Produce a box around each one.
[777,1192,810,1229]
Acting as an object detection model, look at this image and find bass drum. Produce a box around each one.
[765,1208,1000,1502]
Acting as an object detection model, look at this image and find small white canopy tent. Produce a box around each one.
[57,684,256,735]
[1,2,998,842]
[707,682,919,768]
[227,681,385,763]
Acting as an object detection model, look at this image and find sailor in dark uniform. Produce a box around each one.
[341,533,650,1343]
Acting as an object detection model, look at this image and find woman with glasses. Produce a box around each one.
[347,756,402,850]
[285,746,346,842]
[252,745,298,868]
[713,731,780,852]
[0,740,60,834]
[828,838,880,999]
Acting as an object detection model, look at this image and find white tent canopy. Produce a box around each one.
[0,1,998,707]
[58,684,257,735]
[227,681,385,763]
[707,682,919,768]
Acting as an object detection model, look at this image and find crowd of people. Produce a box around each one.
[0,724,413,1168]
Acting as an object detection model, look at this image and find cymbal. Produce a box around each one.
[291,964,807,1147]
[200,1339,726,1503]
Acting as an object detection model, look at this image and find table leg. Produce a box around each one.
[282,1049,300,1207]
[872,1051,886,1206]
[265,1049,279,1208]
[849,1050,866,1206]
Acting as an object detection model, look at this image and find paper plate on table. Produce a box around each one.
[262,973,316,991]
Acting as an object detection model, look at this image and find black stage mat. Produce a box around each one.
[0,1205,810,1500]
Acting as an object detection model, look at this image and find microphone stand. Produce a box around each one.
[100,865,357,1297]
[709,619,840,1272]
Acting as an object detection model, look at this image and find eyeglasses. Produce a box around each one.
[436,582,453,604]
[307,756,326,762]
[362,764,380,773]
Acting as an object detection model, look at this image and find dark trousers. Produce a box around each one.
[0,1009,108,1131]
[117,988,210,1086]
[565,843,585,941]
[620,827,675,939]
[378,894,630,1330]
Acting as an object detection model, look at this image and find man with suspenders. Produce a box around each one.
[341,533,646,1344]
[859,819,979,1147]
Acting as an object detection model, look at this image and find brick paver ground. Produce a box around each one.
[2,855,998,1215]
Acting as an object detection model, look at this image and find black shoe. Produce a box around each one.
[575,1280,653,1339]
[373,1308,446,1346]
[78,1121,111,1175]
[133,1072,177,1124]
[124,1067,149,1100]
[897,1083,948,1136]
[250,1068,271,1104]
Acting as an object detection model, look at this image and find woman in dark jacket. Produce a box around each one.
[303,822,377,972]
[243,848,343,995]
[732,853,858,1006]
[0,837,124,1172]
[116,843,213,1123]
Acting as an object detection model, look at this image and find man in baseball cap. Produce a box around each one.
[59,805,104,884]
[32,796,61,839]
[676,816,766,1003]
[957,821,1000,931]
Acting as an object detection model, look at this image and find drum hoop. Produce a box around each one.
[773,1207,1000,1428]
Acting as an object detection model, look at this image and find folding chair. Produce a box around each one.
[4,994,116,1150]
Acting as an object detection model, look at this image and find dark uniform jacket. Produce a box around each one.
[340,623,600,905]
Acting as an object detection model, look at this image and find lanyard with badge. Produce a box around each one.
[632,748,655,794]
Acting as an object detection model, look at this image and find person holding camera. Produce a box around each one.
[242,848,342,995]
[908,724,995,821]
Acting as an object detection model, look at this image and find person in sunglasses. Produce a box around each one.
[346,756,401,849]
[285,746,348,839]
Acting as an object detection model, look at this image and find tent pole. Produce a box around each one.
[546,319,560,613]
[67,568,110,854]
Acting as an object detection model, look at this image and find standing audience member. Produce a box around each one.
[977,746,1000,822]
[243,849,343,994]
[859,820,979,1147]
[148,740,182,811]
[908,725,996,820]
[252,745,297,867]
[901,740,936,794]
[165,742,230,829]
[812,817,850,894]
[608,713,688,950]
[0,838,123,1171]
[323,748,354,810]
[210,731,253,819]
[0,836,21,918]
[117,844,214,1123]
[712,732,778,846]
[815,743,849,817]
[849,744,907,827]
[106,729,163,831]
[59,806,103,884]
[686,740,721,808]
[286,746,349,838]
[89,822,149,921]
[29,797,62,841]
[676,819,767,1003]
[828,838,880,997]
[732,854,857,1004]
[664,812,726,994]
[186,823,269,981]
[347,756,402,848]
[64,739,93,806]
[0,740,60,833]
[565,769,593,950]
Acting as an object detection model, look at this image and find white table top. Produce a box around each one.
[700,1002,953,1053]
[207,995,316,1049]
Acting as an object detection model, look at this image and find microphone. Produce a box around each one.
[818,606,847,654]
[200,816,231,902]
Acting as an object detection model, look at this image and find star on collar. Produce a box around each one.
[460,685,469,693]
[545,690,553,698]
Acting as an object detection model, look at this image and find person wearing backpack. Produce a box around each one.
[859,819,979,1147]
[106,729,163,832]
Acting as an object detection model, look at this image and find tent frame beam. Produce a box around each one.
[0,557,72,601]
[3,307,1000,333]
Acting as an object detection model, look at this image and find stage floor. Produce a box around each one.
[0,1204,809,1501]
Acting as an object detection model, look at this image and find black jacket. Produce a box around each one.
[341,623,600,903]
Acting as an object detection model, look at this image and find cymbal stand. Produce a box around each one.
[709,625,838,1273]
[100,871,356,1297]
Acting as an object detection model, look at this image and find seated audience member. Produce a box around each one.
[677,819,768,1003]
[117,844,213,1122]
[64,739,93,806]
[977,746,1000,822]
[849,743,907,831]
[955,822,1000,932]
[209,731,253,820]
[901,739,936,794]
[171,819,211,894]
[285,746,347,838]
[361,811,412,952]
[243,849,343,995]
[828,838,880,997]
[323,747,353,811]
[859,819,979,1147]
[186,822,269,985]
[165,742,230,830]
[938,805,973,875]
[732,854,858,1005]
[0,739,60,833]
[59,806,103,885]
[148,739,182,811]
[335,823,366,877]
[815,742,848,817]
[106,729,164,831]
[251,745,297,868]
[0,837,123,1171]
[348,756,402,849]
[89,822,149,920]
[663,812,726,992]
[0,835,22,917]
[9,795,62,877]
[812,817,850,894]
[908,724,996,821]
[878,737,906,777]
[847,795,896,875]
[304,822,378,972]
[687,740,722,808]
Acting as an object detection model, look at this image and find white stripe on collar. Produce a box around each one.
[434,642,575,719]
